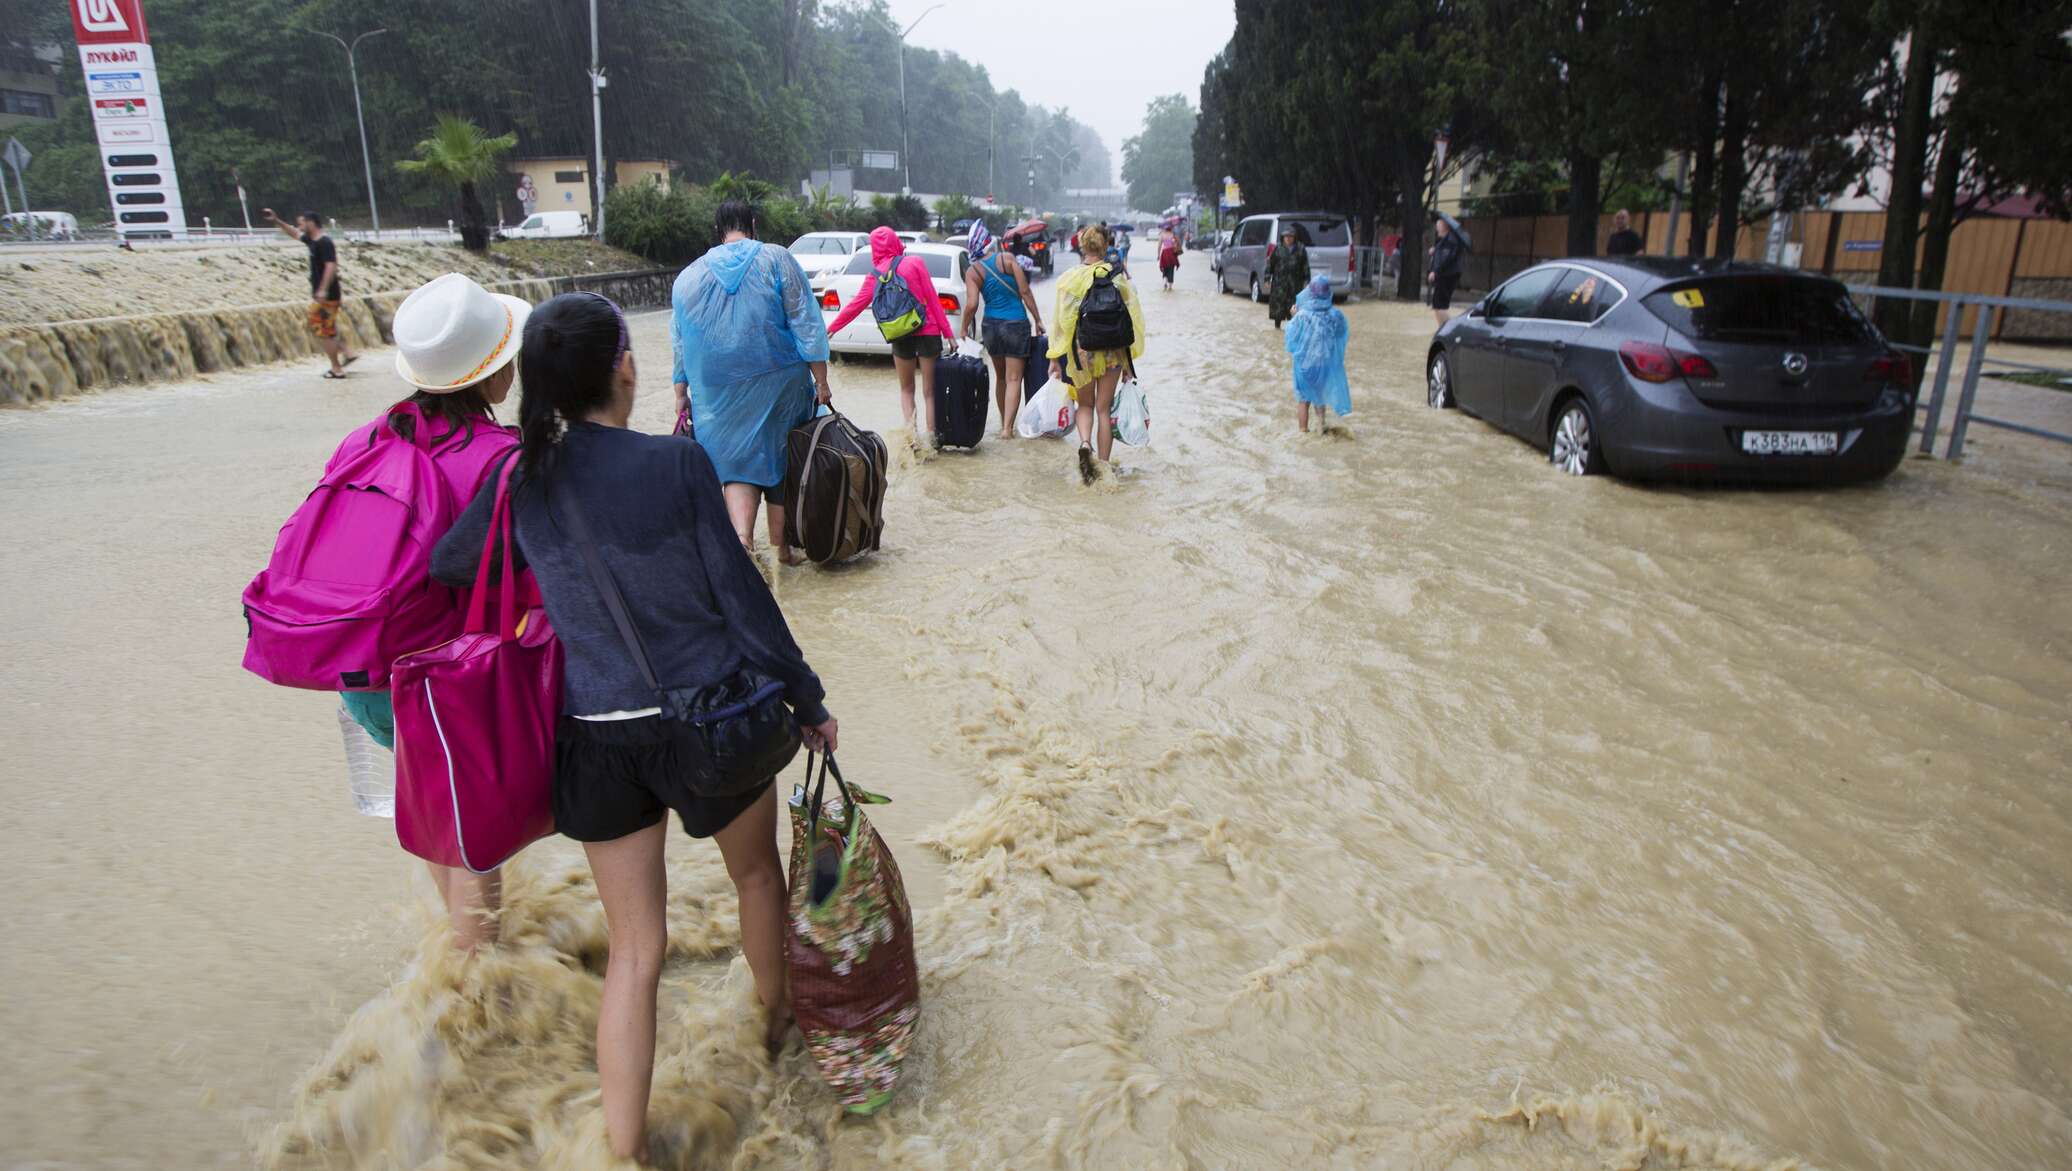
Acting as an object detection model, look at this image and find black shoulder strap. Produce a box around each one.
[558,481,663,697]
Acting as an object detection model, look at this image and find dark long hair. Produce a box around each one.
[383,386,496,452]
[517,293,625,478]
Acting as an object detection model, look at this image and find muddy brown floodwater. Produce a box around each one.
[3,258,2070,1171]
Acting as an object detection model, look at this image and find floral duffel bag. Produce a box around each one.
[786,752,920,1115]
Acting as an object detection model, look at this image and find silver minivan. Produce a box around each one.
[1217,211,1357,300]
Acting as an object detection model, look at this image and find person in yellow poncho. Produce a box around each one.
[1046,224,1147,484]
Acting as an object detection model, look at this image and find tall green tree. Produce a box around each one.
[1121,95,1196,213]
[7,0,1111,227]
[1864,0,2072,351]
[1482,0,1654,256]
[395,116,517,251]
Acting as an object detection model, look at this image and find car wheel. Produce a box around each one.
[1427,350,1455,409]
[1249,276,1262,303]
[1550,396,1606,476]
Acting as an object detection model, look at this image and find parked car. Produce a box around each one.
[499,211,588,239]
[812,242,971,357]
[1426,257,1914,483]
[895,230,931,246]
[2,211,81,239]
[1218,212,1356,300]
[787,230,871,279]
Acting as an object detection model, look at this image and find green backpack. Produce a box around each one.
[869,261,925,341]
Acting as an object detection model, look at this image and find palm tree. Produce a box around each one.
[397,115,517,252]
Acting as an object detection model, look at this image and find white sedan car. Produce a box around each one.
[787,231,871,279]
[813,242,971,357]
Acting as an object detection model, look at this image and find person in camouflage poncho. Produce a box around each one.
[1267,224,1310,330]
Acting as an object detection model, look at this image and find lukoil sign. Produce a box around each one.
[70,0,185,238]
[73,0,146,44]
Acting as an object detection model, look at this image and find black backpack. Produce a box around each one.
[1075,266,1135,357]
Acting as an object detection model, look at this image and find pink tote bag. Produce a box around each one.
[390,457,561,873]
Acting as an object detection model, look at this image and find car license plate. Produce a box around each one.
[1741,430,1839,456]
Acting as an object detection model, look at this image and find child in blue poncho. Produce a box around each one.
[1285,274,1352,432]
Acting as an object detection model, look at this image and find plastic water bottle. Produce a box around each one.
[337,702,396,818]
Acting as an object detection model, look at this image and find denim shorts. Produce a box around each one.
[982,318,1032,358]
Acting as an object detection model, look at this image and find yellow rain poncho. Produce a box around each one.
[1045,261,1146,393]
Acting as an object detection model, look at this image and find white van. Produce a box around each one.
[2,211,81,239]
[500,211,589,239]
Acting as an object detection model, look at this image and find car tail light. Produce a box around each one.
[1348,241,1356,276]
[1677,353,1718,379]
[1266,242,1276,263]
[819,289,840,309]
[1620,340,1716,382]
[1619,341,1679,382]
[1866,353,1912,384]
[939,294,958,313]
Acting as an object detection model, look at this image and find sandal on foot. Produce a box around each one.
[321,369,348,380]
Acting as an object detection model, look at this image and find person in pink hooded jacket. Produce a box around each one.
[826,226,956,448]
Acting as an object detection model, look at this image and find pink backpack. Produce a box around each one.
[241,419,464,692]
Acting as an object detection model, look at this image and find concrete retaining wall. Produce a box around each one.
[0,268,676,405]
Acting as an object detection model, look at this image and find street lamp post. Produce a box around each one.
[974,93,995,202]
[589,0,608,241]
[310,28,387,236]
[866,4,945,197]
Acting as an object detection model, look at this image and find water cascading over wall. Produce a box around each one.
[0,270,675,405]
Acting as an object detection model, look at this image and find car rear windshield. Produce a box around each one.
[844,250,954,279]
[1286,218,1351,247]
[1644,277,1876,345]
[790,235,851,255]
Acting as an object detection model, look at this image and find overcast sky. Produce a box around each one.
[879,0,1235,176]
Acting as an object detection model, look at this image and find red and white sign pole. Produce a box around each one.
[71,0,187,239]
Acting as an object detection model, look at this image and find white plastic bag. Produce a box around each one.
[1111,379,1151,447]
[956,336,983,360]
[1016,378,1076,439]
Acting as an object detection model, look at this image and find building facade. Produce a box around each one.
[503,157,673,221]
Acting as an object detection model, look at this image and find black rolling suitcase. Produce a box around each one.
[934,353,989,448]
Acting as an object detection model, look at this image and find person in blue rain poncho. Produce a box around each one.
[1285,273,1352,433]
[671,199,833,562]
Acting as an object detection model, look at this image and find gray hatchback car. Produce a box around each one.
[1426,258,1916,483]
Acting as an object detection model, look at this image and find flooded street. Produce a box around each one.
[4,256,2071,1170]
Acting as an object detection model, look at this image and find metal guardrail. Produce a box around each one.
[1850,285,2072,460]
[0,224,463,249]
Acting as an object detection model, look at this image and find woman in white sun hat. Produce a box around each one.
[321,272,532,951]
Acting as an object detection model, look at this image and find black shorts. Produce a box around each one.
[1160,263,1177,281]
[1431,271,1461,310]
[554,714,771,841]
[981,318,1031,358]
[890,334,942,361]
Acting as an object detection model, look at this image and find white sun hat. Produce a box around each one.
[392,273,532,392]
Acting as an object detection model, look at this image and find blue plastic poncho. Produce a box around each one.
[670,240,831,487]
[1284,275,1351,417]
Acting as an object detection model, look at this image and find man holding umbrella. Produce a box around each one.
[1428,211,1470,328]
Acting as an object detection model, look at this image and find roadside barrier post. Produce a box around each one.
[1917,302,1965,455]
[1945,305,2000,460]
